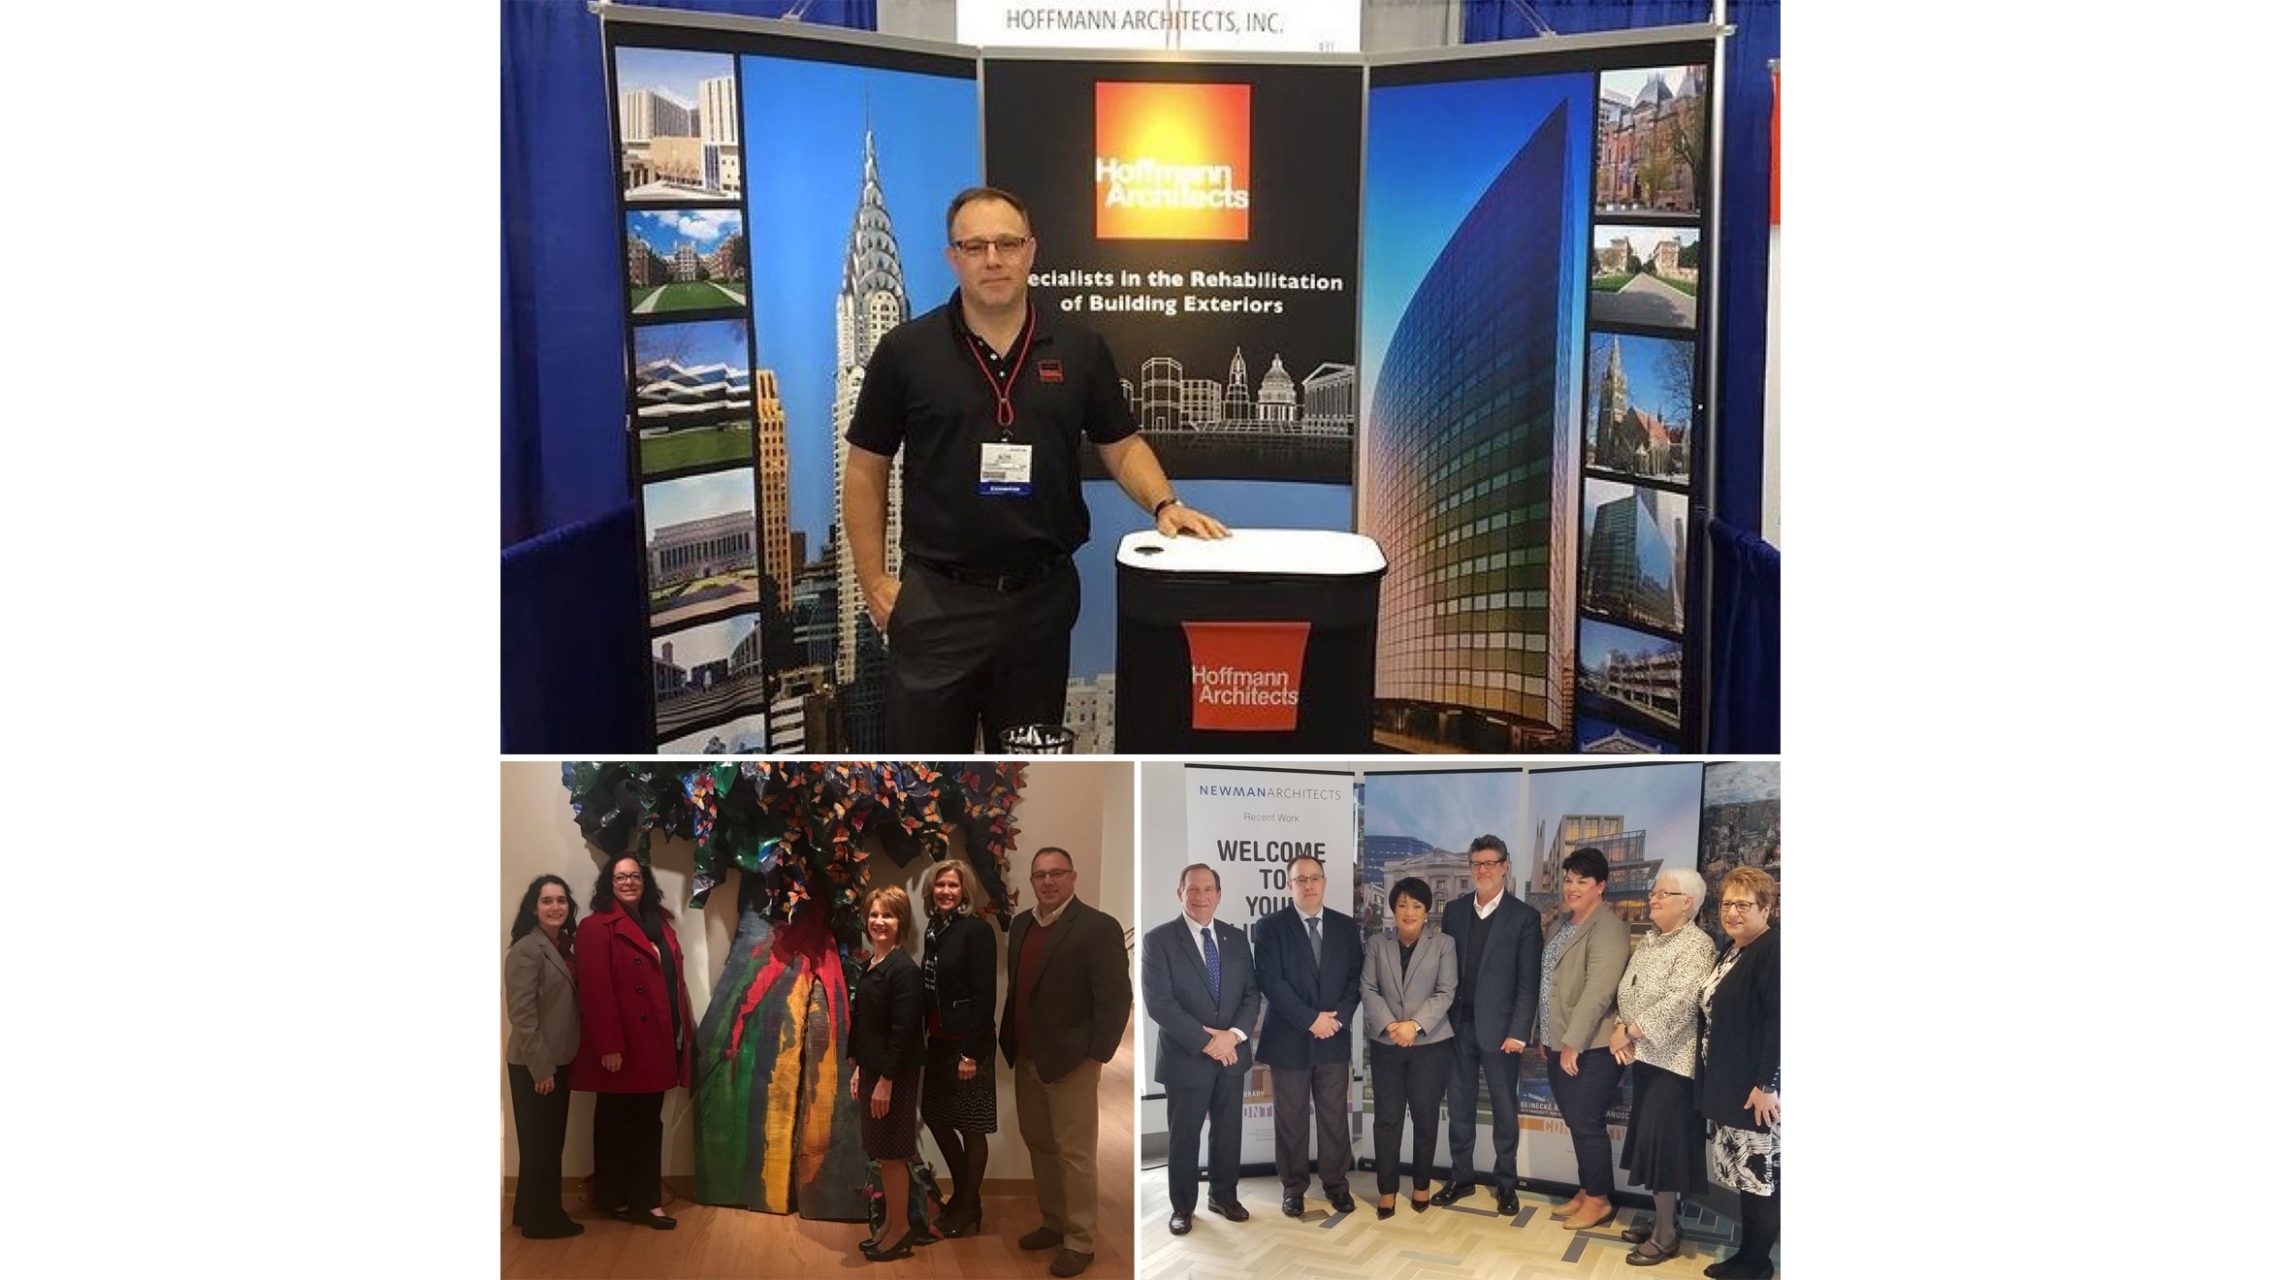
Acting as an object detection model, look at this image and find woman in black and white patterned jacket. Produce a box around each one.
[1695,866,1781,1279]
[1608,868,1716,1266]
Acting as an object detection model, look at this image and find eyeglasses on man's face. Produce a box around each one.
[1031,868,1074,880]
[1469,858,1505,870]
[1290,874,1326,886]
[952,235,1031,259]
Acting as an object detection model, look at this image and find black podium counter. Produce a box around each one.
[1113,529,1387,753]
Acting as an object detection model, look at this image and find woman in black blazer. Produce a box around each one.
[919,859,998,1237]
[852,885,928,1262]
[1697,867,1781,1280]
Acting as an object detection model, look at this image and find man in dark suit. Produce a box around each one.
[1000,846,1133,1278]
[1432,833,1541,1218]
[1253,853,1362,1218]
[1140,862,1261,1236]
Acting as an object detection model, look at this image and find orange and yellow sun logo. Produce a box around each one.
[1094,81,1250,241]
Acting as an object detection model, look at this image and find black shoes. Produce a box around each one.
[1496,1189,1520,1216]
[1281,1194,1306,1218]
[1702,1260,1773,1279]
[1409,1195,1431,1214]
[519,1218,584,1239]
[939,1200,984,1237]
[1168,1212,1193,1236]
[1048,1249,1095,1277]
[1625,1236,1682,1267]
[863,1226,924,1263]
[611,1207,676,1230]
[1328,1190,1357,1215]
[1019,1226,1066,1251]
[1623,1216,1654,1244]
[1428,1182,1474,1206]
[1375,1200,1396,1220]
[1207,1197,1250,1222]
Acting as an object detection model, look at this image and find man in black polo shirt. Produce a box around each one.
[842,185,1226,752]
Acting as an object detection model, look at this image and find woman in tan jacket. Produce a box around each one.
[1535,847,1631,1232]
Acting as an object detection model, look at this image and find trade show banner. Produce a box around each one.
[957,1,1360,52]
[1153,764,1356,1164]
[1362,40,1715,756]
[1518,761,1704,1178]
[983,57,1364,738]
[1354,767,1525,1166]
[604,13,980,751]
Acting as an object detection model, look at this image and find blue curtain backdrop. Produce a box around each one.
[501,0,875,751]
[1465,0,1778,751]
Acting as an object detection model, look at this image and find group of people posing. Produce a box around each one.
[503,847,1131,1279]
[1140,839,1781,1278]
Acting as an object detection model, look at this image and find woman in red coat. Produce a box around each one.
[569,855,693,1230]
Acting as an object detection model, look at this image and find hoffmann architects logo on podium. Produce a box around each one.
[1094,81,1250,240]
[1182,621,1308,730]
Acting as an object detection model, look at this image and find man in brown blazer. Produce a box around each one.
[1000,846,1133,1278]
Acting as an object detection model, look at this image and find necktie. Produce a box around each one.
[1307,915,1321,965]
[1202,925,1221,1001]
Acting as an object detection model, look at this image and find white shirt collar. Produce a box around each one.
[1033,898,1072,928]
[1473,891,1502,919]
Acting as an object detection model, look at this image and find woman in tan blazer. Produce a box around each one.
[1536,847,1631,1232]
[505,875,583,1238]
[1359,877,1459,1218]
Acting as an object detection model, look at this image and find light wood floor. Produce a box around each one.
[503,1016,1136,1279]
[1138,1172,1742,1280]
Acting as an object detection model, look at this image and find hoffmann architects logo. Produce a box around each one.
[1183,621,1308,731]
[1094,81,1250,241]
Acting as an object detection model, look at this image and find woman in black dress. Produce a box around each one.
[1697,867,1781,1279]
[852,885,928,1262]
[919,859,998,1237]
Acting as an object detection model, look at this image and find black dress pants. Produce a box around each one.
[1443,1018,1520,1192]
[1368,1039,1452,1197]
[1165,1067,1244,1215]
[1270,1062,1352,1196]
[887,558,1078,752]
[1545,1045,1624,1197]
[508,1063,574,1228]
[591,1090,666,1213]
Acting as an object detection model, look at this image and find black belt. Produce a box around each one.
[911,554,1068,592]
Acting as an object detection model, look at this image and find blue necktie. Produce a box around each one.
[1308,915,1322,965]
[1202,925,1221,1001]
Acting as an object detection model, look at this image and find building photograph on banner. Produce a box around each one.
[1139,764,1356,1177]
[956,1,1361,53]
[735,47,978,753]
[983,58,1364,733]
[1513,761,1704,1155]
[1361,61,1595,757]
[1698,760,1780,944]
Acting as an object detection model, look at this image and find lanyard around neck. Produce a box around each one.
[961,305,1036,438]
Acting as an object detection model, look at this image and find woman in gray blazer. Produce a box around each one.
[1538,846,1632,1232]
[1359,877,1459,1219]
[505,875,583,1239]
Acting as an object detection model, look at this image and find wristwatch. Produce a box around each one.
[1152,495,1180,518]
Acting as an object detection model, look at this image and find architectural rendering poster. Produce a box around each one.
[1158,765,1356,1164]
[1697,761,1779,945]
[982,59,1364,722]
[1517,761,1704,1171]
[1355,767,1525,1165]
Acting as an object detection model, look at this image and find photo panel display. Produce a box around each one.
[615,47,743,204]
[1580,477,1687,633]
[651,610,768,741]
[1575,713,1679,754]
[1697,761,1780,944]
[1588,223,1700,330]
[627,208,749,316]
[1361,62,1596,754]
[657,709,770,755]
[642,467,762,631]
[632,317,756,477]
[1593,64,1708,218]
[739,50,979,753]
[1584,330,1694,488]
[1578,616,1683,734]
[1516,761,1705,1139]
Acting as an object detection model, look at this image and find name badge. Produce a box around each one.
[978,442,1034,497]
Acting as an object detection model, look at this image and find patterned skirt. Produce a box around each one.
[859,1064,923,1160]
[920,1035,998,1133]
[1710,1118,1780,1197]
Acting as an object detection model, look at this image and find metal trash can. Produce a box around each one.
[999,723,1076,754]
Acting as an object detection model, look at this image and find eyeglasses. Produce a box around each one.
[1719,901,1759,913]
[1469,859,1505,869]
[952,235,1031,259]
[1032,868,1074,880]
[1290,875,1326,886]
[1647,890,1687,902]
[612,873,644,884]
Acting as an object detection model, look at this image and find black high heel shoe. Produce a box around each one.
[1375,1198,1396,1220]
[866,1225,927,1263]
[1409,1195,1430,1214]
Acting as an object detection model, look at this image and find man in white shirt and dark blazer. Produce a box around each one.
[1140,862,1261,1236]
[1432,833,1541,1218]
[1253,853,1362,1218]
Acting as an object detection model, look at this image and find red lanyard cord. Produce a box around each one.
[962,307,1036,435]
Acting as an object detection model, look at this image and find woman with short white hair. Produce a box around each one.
[1608,867,1716,1266]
